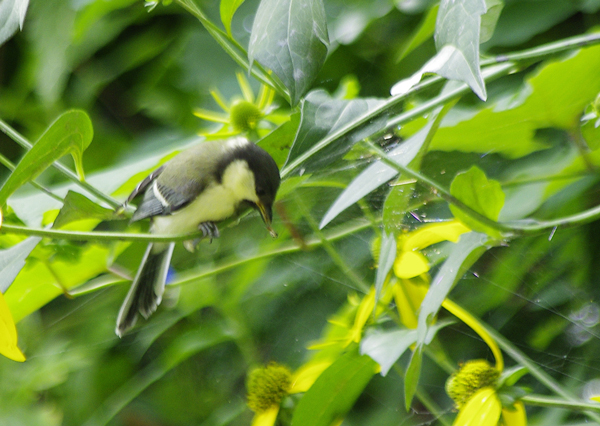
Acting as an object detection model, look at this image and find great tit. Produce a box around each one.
[116,137,280,336]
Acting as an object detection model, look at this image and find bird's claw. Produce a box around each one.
[183,222,220,253]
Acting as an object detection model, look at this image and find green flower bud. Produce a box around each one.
[230,100,263,132]
[446,359,499,408]
[246,363,292,413]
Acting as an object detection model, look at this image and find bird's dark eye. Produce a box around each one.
[256,187,266,196]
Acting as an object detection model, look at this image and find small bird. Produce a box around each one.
[116,137,280,336]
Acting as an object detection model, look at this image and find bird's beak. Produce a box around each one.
[256,201,277,238]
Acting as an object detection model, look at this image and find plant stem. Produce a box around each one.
[0,119,121,209]
[520,394,600,412]
[481,32,600,65]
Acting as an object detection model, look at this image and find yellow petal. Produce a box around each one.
[453,388,501,426]
[591,395,600,402]
[501,401,527,426]
[393,280,428,329]
[290,360,333,393]
[251,405,279,426]
[394,251,430,279]
[442,299,504,371]
[403,220,471,251]
[348,287,376,343]
[0,291,25,362]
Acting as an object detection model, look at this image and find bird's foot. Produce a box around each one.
[183,222,220,252]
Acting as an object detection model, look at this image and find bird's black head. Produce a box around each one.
[228,141,280,235]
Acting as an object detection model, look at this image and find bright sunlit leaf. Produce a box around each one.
[449,166,505,238]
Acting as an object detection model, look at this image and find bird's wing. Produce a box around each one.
[131,178,207,221]
[125,165,165,205]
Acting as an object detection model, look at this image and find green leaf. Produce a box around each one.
[5,242,128,322]
[434,0,487,99]
[286,89,385,174]
[450,166,505,236]
[220,0,246,36]
[416,232,491,344]
[0,110,93,207]
[0,0,29,47]
[52,191,117,229]
[396,3,438,62]
[0,237,41,293]
[480,0,504,43]
[257,112,300,167]
[431,43,600,158]
[291,349,378,426]
[382,181,416,234]
[404,346,422,410]
[248,0,329,106]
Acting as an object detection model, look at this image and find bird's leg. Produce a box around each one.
[183,222,220,252]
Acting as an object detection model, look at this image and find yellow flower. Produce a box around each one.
[194,72,285,138]
[389,220,470,328]
[393,220,471,279]
[447,360,526,426]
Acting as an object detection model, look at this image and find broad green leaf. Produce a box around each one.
[249,0,329,106]
[450,166,505,237]
[290,349,378,426]
[434,0,487,99]
[0,237,41,293]
[220,0,246,36]
[0,0,29,47]
[0,110,93,207]
[374,232,396,307]
[286,89,385,174]
[52,191,116,229]
[0,291,25,362]
[431,43,600,158]
[480,0,504,43]
[5,242,128,322]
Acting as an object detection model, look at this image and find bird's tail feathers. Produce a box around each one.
[116,242,175,337]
